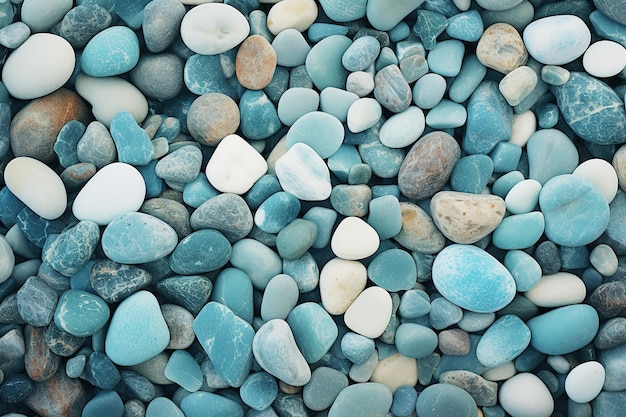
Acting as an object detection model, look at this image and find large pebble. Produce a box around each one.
[142,0,186,53]
[344,286,392,338]
[379,106,425,148]
[169,229,231,275]
[393,202,446,254]
[523,15,591,65]
[524,272,586,307]
[267,0,318,35]
[415,383,477,417]
[187,93,240,146]
[328,383,392,417]
[476,315,531,368]
[583,40,626,78]
[287,111,344,158]
[180,391,243,417]
[366,0,425,31]
[319,258,367,315]
[81,26,139,77]
[54,289,110,337]
[565,361,605,403]
[331,216,380,260]
[476,23,527,74]
[236,35,277,90]
[90,259,152,303]
[572,158,618,204]
[499,373,554,417]
[275,143,332,201]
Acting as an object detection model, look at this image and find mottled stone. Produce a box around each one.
[142,0,186,53]
[187,93,240,146]
[169,229,232,275]
[129,53,185,101]
[141,197,192,240]
[24,325,61,382]
[595,317,626,349]
[393,202,446,254]
[476,23,528,74]
[374,64,412,113]
[589,281,626,319]
[90,259,152,303]
[42,220,100,277]
[438,328,471,355]
[190,193,253,242]
[162,304,195,350]
[53,4,113,49]
[440,370,497,407]
[17,276,57,326]
[236,35,277,90]
[25,371,86,417]
[156,275,213,315]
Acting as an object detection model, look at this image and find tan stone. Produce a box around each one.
[186,93,240,146]
[236,34,277,90]
[24,325,61,382]
[477,23,528,74]
[393,202,446,254]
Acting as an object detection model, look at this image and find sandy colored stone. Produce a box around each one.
[25,370,87,417]
[438,328,471,356]
[430,191,506,244]
[236,34,277,90]
[393,202,446,254]
[476,23,528,74]
[10,88,91,163]
[187,93,240,146]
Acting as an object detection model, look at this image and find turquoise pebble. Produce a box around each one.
[305,35,351,90]
[303,366,349,411]
[342,36,381,72]
[239,90,281,140]
[169,229,231,275]
[396,39,425,61]
[137,160,164,198]
[599,343,626,391]
[330,184,371,217]
[264,66,289,103]
[527,304,599,355]
[302,206,338,249]
[389,21,411,42]
[514,345,547,373]
[450,154,494,194]
[289,64,313,89]
[261,274,299,321]
[146,397,185,417]
[476,315,531,367]
[413,10,448,50]
[287,302,338,363]
[42,220,99,277]
[66,354,87,378]
[430,296,463,330]
[491,212,545,250]
[327,144,362,181]
[182,173,219,208]
[449,54,488,103]
[395,323,438,359]
[504,250,542,292]
[359,139,405,179]
[412,73,446,109]
[193,302,255,387]
[367,195,402,240]
[341,332,375,364]
[374,64,411,113]
[286,111,344,158]
[82,390,124,417]
[589,10,626,49]
[446,10,483,42]
[240,371,278,411]
[391,386,417,417]
[375,46,399,71]
[245,174,282,210]
[320,87,360,123]
[155,116,181,143]
[164,350,203,392]
[540,65,570,86]
[110,111,155,165]
[81,26,140,77]
[277,87,319,126]
[307,23,350,43]
[211,268,254,323]
[458,311,496,333]
[54,289,110,337]
[230,238,282,290]
[425,99,467,129]
[0,186,25,227]
[101,212,178,264]
[367,248,416,291]
[155,145,202,183]
[432,244,516,313]
[489,142,522,173]
[348,163,372,185]
[328,382,392,417]
[184,54,236,97]
[560,245,590,270]
[54,120,86,168]
[399,289,431,319]
[180,392,244,417]
[527,129,579,185]
[427,39,465,77]
[276,219,318,261]
[594,391,626,417]
[399,53,429,83]
[319,0,367,22]
[371,184,399,199]
[272,29,311,67]
[536,103,559,129]
[254,191,301,234]
[0,22,30,49]
[282,251,319,292]
[416,383,477,417]
[492,170,525,198]
[540,175,610,246]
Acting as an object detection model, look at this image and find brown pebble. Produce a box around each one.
[25,370,87,417]
[438,328,471,355]
[60,162,97,192]
[24,325,61,382]
[236,35,277,90]
[476,23,528,74]
[10,88,91,164]
[187,93,240,146]
[393,202,446,254]
[589,281,626,319]
[398,131,461,201]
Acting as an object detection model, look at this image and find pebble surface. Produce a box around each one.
[0,2,625,417]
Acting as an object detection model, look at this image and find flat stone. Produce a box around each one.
[416,383,477,417]
[344,286,392,338]
[240,371,278,411]
[331,216,380,260]
[54,289,110,337]
[287,302,338,363]
[25,371,86,417]
[439,370,497,407]
[17,276,57,326]
[236,35,277,90]
[477,314,531,368]
[169,229,231,275]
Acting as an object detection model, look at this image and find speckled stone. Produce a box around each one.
[476,23,527,74]
[589,281,626,319]
[236,35,277,90]
[142,0,186,53]
[24,325,61,382]
[374,64,412,113]
[25,370,86,417]
[187,93,240,146]
[90,259,152,303]
[156,275,212,316]
[129,53,185,101]
[16,276,58,327]
[141,197,192,240]
[190,193,253,242]
[52,4,113,49]
[438,328,471,355]
[440,370,498,407]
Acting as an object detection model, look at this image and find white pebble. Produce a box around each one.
[21,0,72,32]
[583,40,626,78]
[379,106,425,148]
[505,179,541,214]
[499,373,554,417]
[4,156,67,220]
[565,361,605,403]
[205,134,268,194]
[482,362,517,382]
[331,217,380,260]
[523,15,591,65]
[590,244,619,277]
[572,158,619,204]
[75,74,148,127]
[180,3,250,55]
[347,98,382,133]
[498,65,538,107]
[274,142,331,201]
[370,353,418,393]
[509,110,536,147]
[0,235,15,284]
[267,0,318,35]
[524,272,586,308]
[346,71,375,97]
[319,258,367,315]
[2,33,75,100]
[344,286,392,339]
[72,162,146,226]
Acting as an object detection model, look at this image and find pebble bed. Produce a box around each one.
[2,0,626,416]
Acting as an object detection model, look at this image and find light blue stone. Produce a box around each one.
[389,21,411,42]
[341,332,375,365]
[427,39,465,77]
[391,386,417,417]
[54,289,109,337]
[432,244,516,313]
[182,173,219,208]
[110,111,154,166]
[413,10,448,50]
[342,36,380,72]
[277,87,319,126]
[155,145,202,183]
[169,229,231,275]
[307,23,350,43]
[412,73,446,109]
[590,10,626,48]
[42,220,100,277]
[82,390,124,417]
[430,296,463,330]
[504,250,542,292]
[598,342,626,391]
[416,383,477,417]
[449,54,488,103]
[359,140,405,179]
[261,274,299,321]
[541,65,570,86]
[328,382,392,417]
[54,120,86,168]
[211,268,254,323]
[146,397,185,417]
[240,371,278,411]
[302,206,337,250]
[246,175,282,210]
[425,99,467,129]
[463,81,512,155]
[489,141,522,173]
[230,238,282,290]
[594,391,626,417]
[446,10,483,42]
[366,0,425,31]
[371,185,400,200]
[367,249,416,291]
[286,111,344,158]
[330,184,371,217]
[476,315,531,368]
[367,195,402,240]
[303,366,349,411]
[289,64,313,89]
[399,53,429,83]
[164,350,203,392]
[306,35,352,90]
[181,392,244,417]
[327,144,362,182]
[105,290,170,366]
[492,170,525,198]
[287,302,338,363]
[527,129,579,185]
[539,175,610,246]
[395,323,438,359]
[0,22,30,49]
[254,191,301,234]
[272,28,311,67]
[458,311,496,333]
[375,46,399,71]
[527,304,599,355]
[491,212,545,250]
[101,212,178,264]
[318,0,367,22]
[399,289,431,319]
[136,160,163,198]
[264,66,289,103]
[81,26,140,77]
[239,90,282,141]
[66,354,87,378]
[320,87,359,123]
[184,54,237,98]
[282,251,319,292]
[276,219,318,261]
[193,302,255,387]
[536,103,560,129]
[374,64,412,113]
[450,154,494,194]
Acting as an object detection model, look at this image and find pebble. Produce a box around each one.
[393,202,446,254]
[505,179,541,214]
[499,373,554,417]
[342,36,380,72]
[287,111,344,157]
[42,220,100,277]
[24,325,60,382]
[476,23,528,74]
[266,0,318,35]
[525,272,586,308]
[344,286,392,338]
[415,383,477,417]
[450,154,493,194]
[81,26,140,77]
[319,258,367,315]
[236,35,277,90]
[565,361,605,404]
[331,216,380,260]
[590,244,619,276]
[438,328,470,355]
[169,229,231,275]
[272,29,311,68]
[155,275,212,316]
[230,238,282,290]
[589,281,626,319]
[328,382,392,417]
[275,143,331,201]
[373,64,412,113]
[439,370,497,407]
[180,391,244,417]
[142,0,186,53]
[523,15,591,65]
[16,276,57,326]
[191,193,253,242]
[25,371,86,417]
[395,323,438,359]
[504,250,541,292]
[414,10,448,50]
[181,3,249,55]
[573,158,619,204]
[427,40,465,77]
[277,87,319,126]
[305,35,351,90]
[367,248,416,291]
[378,106,425,148]
[53,289,110,337]
[129,53,185,101]
[476,315,531,368]
[347,98,382,134]
[583,40,626,78]
[498,65,537,106]
[83,351,121,390]
[0,372,33,403]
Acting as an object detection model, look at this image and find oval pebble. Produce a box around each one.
[476,315,531,368]
[344,286,392,339]
[319,258,367,315]
[379,106,425,148]
[505,179,541,214]
[572,158,618,204]
[347,98,382,134]
[524,272,586,308]
[286,111,344,158]
[523,15,591,65]
[328,382,392,417]
[499,373,554,417]
[331,217,380,260]
[54,289,110,337]
[583,40,626,78]
[565,361,605,403]
[267,0,318,35]
[81,26,140,77]
[416,383,477,417]
[236,35,277,90]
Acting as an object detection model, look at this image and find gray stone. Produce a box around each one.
[190,193,254,242]
[142,0,186,53]
[161,304,195,350]
[45,322,85,357]
[90,259,152,303]
[129,53,185,101]
[16,276,58,326]
[439,370,498,407]
[141,197,192,240]
[76,121,118,169]
[53,4,113,48]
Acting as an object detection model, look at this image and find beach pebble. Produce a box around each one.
[275,143,332,201]
[81,26,140,77]
[477,315,531,368]
[344,286,392,339]
[236,35,277,90]
[416,383,477,417]
[347,98,383,134]
[287,111,344,158]
[272,28,311,68]
[572,158,619,204]
[181,3,250,55]
[267,0,318,35]
[142,0,186,53]
[331,216,380,260]
[374,64,412,113]
[498,65,537,107]
[319,258,367,315]
[439,370,497,407]
[366,0,424,31]
[379,106,425,148]
[505,179,541,214]
[328,382,392,417]
[565,361,605,403]
[476,23,527,74]
[583,40,626,78]
[525,272,587,308]
[54,289,110,337]
[523,15,591,65]
[499,373,554,417]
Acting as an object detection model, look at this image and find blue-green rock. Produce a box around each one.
[54,289,109,337]
[110,111,154,166]
[287,302,338,363]
[193,302,255,387]
[136,160,163,198]
[342,35,380,71]
[230,238,282,289]
[449,54,487,103]
[289,64,313,89]
[359,138,405,179]
[275,143,332,201]
[390,386,417,417]
[155,145,202,183]
[155,275,212,315]
[593,0,626,26]
[182,173,220,208]
[254,191,300,234]
[416,383,478,417]
[190,193,253,242]
[399,289,431,319]
[42,220,99,277]
[450,154,494,194]
[282,251,319,292]
[52,4,113,49]
[374,64,412,113]
[413,73,446,109]
[66,354,87,378]
[413,10,448,49]
[82,390,124,417]
[490,141,522,173]
[83,351,121,390]
[184,54,236,98]
[598,342,626,391]
[446,9,483,42]
[306,35,351,90]
[328,382,392,417]
[272,28,310,67]
[590,10,626,48]
[427,39,465,77]
[276,87,319,126]
[476,315,531,368]
[261,274,299,321]
[239,90,282,140]
[503,250,541,292]
[286,111,344,158]
[367,248,416,291]
[367,195,402,240]
[142,0,186,53]
[16,276,58,326]
[245,175,281,211]
[492,170,525,198]
[53,120,86,168]
[180,392,244,417]
[276,219,318,261]
[169,229,231,275]
[327,144,362,181]
[302,206,338,249]
[330,184,371,217]
[341,332,375,365]
[491,212,545,250]
[593,391,626,417]
[240,371,278,411]
[536,103,559,128]
[320,87,359,123]
[319,0,367,22]
[527,129,579,185]
[16,207,66,248]
[430,296,463,330]
[395,323,438,359]
[81,26,140,77]
[211,268,254,323]
[303,366,349,411]
[146,397,185,417]
[164,350,203,392]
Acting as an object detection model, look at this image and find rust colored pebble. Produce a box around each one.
[25,370,87,417]
[24,325,61,382]
[235,34,277,90]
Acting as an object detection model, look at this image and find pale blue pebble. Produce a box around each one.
[307,23,349,43]
[261,274,299,321]
[283,251,319,292]
[399,53,429,83]
[341,332,375,364]
[320,87,359,123]
[287,302,338,363]
[184,54,236,98]
[0,22,28,49]
[368,249,416,291]
[359,140,405,179]
[426,99,468,129]
[330,184,371,217]
[412,73,446,109]
[427,40,465,77]
[492,170,525,198]
[110,111,155,165]
[367,195,402,240]
[327,382,392,417]
[546,355,570,374]
[446,9,483,42]
[230,238,282,290]
[275,143,332,201]
[263,66,289,103]
[240,90,282,140]
[164,350,203,392]
[42,220,99,277]
[489,141,522,173]
[302,206,338,249]
[396,323,438,359]
[458,311,496,333]
[451,154,494,194]
[399,289,431,319]
[491,212,545,250]
[169,229,231,275]
[182,173,219,208]
[305,35,352,90]
[375,46,398,71]
[66,354,87,378]
[430,296,463,330]
[211,268,254,323]
[504,250,541,292]
[82,390,124,417]
[346,70,375,97]
[286,111,343,158]
[239,371,278,411]
[81,26,140,77]
[395,40,425,62]
[249,10,273,42]
[254,191,300,234]
[181,392,244,417]
[391,386,417,417]
[289,64,313,89]
[272,28,310,67]
[449,54,488,103]
[348,163,372,185]
[389,21,411,42]
[318,0,367,22]
[349,350,378,382]
[476,315,531,367]
[276,220,318,261]
[541,65,570,86]
[536,103,559,129]
[277,87,319,126]
[146,397,185,417]
[590,10,626,49]
[342,36,381,72]
[303,366,349,411]
[413,10,448,50]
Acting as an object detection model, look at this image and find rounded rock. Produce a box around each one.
[129,53,185,101]
[187,93,240,146]
[80,26,140,77]
[319,258,368,315]
[565,361,605,403]
[236,35,277,90]
[523,15,591,65]
[54,289,110,337]
[416,383,477,417]
[499,373,554,417]
[331,217,380,260]
[267,0,318,35]
[344,286,392,339]
[476,23,527,74]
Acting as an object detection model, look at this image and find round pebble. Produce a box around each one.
[583,40,626,78]
[499,373,554,417]
[565,361,605,404]
[523,15,591,65]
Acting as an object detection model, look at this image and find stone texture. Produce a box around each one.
[476,23,528,74]
[589,281,626,319]
[24,325,61,382]
[236,35,277,90]
[187,93,240,146]
[25,370,87,417]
